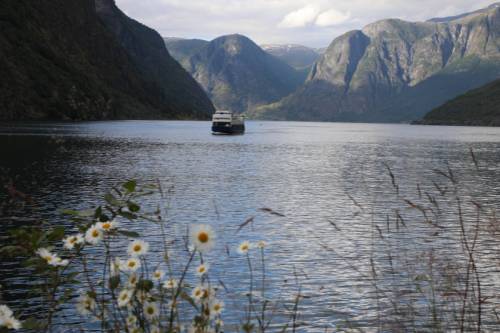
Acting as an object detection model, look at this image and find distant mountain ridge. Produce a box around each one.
[183,34,306,113]
[260,44,321,70]
[0,0,214,121]
[253,3,500,123]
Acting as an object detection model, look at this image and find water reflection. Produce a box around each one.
[1,121,499,332]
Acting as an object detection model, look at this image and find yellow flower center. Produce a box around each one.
[102,223,111,230]
[92,230,99,238]
[195,290,202,297]
[133,244,142,252]
[198,232,209,243]
[147,307,154,315]
[121,294,128,300]
[199,267,205,273]
[128,261,136,267]
[214,304,221,311]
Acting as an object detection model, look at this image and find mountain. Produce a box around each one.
[164,37,209,69]
[0,0,214,121]
[419,79,500,126]
[254,4,500,122]
[95,0,214,119]
[261,44,320,70]
[186,34,306,113]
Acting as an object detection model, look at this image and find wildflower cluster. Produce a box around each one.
[1,181,287,333]
[0,305,21,330]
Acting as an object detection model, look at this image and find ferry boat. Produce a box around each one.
[211,110,245,134]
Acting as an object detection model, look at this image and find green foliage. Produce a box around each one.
[0,0,214,121]
[421,78,500,126]
[0,179,296,332]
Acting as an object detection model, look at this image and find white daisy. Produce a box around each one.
[196,263,209,277]
[118,289,133,308]
[191,285,204,301]
[163,278,178,290]
[257,240,266,249]
[152,269,164,281]
[238,241,251,254]
[210,299,224,317]
[126,314,137,327]
[35,248,55,265]
[143,302,159,320]
[76,293,96,316]
[53,256,69,267]
[127,240,149,257]
[96,220,119,232]
[110,257,121,277]
[0,305,13,319]
[121,258,140,272]
[63,234,84,250]
[127,273,139,287]
[1,316,21,330]
[190,225,216,253]
[85,225,103,245]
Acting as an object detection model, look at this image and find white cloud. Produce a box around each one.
[316,8,351,27]
[115,0,497,47]
[278,5,320,28]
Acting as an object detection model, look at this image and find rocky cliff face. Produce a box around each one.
[0,0,214,121]
[255,5,500,122]
[186,34,306,113]
[163,38,209,69]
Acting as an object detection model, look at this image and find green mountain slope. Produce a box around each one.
[0,0,214,121]
[419,79,500,126]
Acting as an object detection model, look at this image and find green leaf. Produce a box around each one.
[118,211,138,220]
[104,193,122,207]
[47,226,66,241]
[61,209,95,217]
[123,180,137,193]
[22,317,45,330]
[137,279,153,292]
[95,206,102,218]
[109,276,121,290]
[415,274,429,281]
[128,202,140,212]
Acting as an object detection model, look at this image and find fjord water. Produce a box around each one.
[1,121,500,331]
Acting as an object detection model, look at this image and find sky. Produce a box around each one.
[115,0,497,48]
